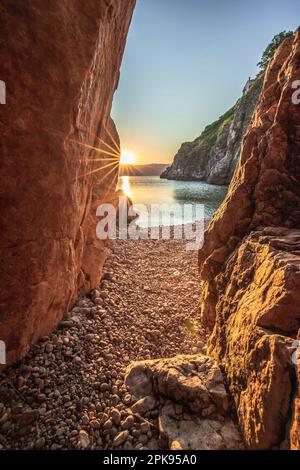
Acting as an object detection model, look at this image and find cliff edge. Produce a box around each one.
[161,74,264,185]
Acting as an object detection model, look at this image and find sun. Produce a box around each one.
[120,149,136,165]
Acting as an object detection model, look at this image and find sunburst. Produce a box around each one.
[47,124,134,192]
[69,124,121,185]
[120,150,136,165]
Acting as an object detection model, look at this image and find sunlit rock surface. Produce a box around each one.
[199,32,300,449]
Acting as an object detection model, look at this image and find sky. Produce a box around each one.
[112,0,300,164]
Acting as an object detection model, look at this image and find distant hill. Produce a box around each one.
[119,163,169,176]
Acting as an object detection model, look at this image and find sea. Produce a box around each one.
[117,176,227,228]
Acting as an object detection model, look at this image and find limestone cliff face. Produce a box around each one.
[0,0,135,365]
[199,32,300,449]
[161,74,264,185]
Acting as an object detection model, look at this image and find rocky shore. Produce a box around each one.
[0,235,209,450]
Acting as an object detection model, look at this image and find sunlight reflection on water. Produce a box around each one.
[120,175,131,198]
[117,176,227,227]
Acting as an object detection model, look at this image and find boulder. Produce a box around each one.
[126,354,243,450]
[125,354,228,415]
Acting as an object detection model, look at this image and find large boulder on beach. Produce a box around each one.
[125,354,243,450]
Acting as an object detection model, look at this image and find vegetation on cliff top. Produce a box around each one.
[193,30,296,149]
[257,30,294,70]
[195,105,235,147]
[176,30,293,155]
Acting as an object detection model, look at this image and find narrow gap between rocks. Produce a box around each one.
[0,236,211,450]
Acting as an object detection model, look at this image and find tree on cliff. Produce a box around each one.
[257,31,294,70]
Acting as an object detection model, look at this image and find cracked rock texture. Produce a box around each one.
[125,355,229,415]
[125,354,244,450]
[0,0,135,365]
[161,74,263,185]
[199,31,300,449]
[159,413,243,450]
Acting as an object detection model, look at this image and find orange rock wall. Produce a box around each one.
[199,31,300,449]
[0,0,135,365]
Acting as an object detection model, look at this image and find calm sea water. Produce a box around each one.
[117,176,228,227]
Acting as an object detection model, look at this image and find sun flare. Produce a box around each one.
[120,149,136,165]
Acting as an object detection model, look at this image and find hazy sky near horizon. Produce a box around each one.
[112,0,300,164]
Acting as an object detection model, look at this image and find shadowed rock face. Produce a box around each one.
[199,32,300,449]
[161,74,264,185]
[0,0,135,365]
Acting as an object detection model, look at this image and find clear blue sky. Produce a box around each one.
[112,0,300,164]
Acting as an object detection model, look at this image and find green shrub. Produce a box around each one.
[257,31,295,70]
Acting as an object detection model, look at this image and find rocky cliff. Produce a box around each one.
[161,74,264,185]
[0,0,135,365]
[199,31,300,449]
